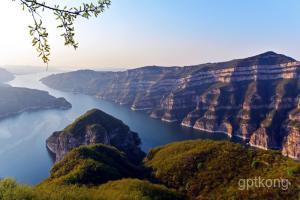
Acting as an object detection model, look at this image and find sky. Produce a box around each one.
[0,0,299,69]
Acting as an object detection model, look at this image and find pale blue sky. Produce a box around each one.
[0,0,299,69]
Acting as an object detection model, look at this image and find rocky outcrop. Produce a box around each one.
[46,109,145,163]
[282,105,300,159]
[41,52,300,160]
[249,128,271,150]
[0,86,71,120]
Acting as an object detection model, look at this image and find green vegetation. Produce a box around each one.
[1,140,299,199]
[0,178,183,200]
[144,140,300,199]
[95,179,183,200]
[46,109,145,164]
[61,109,129,137]
[42,144,142,186]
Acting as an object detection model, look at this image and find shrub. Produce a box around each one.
[144,140,300,199]
[42,144,143,186]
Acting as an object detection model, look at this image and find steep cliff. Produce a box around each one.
[282,105,300,159]
[46,109,145,163]
[41,52,300,160]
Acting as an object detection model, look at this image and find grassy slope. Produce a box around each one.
[42,144,142,186]
[60,109,130,137]
[144,140,300,200]
[0,140,299,200]
[0,178,183,200]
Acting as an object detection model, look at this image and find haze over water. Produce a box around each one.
[0,72,229,185]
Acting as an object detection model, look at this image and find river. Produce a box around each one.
[0,72,229,185]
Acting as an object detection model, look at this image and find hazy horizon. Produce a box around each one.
[0,0,299,69]
[2,50,299,73]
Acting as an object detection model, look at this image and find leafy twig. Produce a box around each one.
[13,0,111,64]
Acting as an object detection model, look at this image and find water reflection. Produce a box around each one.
[0,72,229,184]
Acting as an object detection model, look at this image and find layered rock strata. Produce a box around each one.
[41,52,300,160]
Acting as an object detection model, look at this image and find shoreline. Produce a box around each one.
[0,105,71,122]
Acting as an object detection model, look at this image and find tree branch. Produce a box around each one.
[14,0,111,64]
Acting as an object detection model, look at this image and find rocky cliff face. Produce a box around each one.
[281,103,300,159]
[46,109,145,163]
[41,52,300,160]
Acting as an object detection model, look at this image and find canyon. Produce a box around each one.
[41,52,300,160]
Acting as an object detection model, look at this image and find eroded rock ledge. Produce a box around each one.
[41,52,300,160]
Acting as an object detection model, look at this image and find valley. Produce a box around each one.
[41,52,300,160]
[0,72,225,184]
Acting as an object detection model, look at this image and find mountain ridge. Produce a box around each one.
[41,52,300,160]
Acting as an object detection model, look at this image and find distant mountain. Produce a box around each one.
[0,68,14,83]
[0,87,71,120]
[2,65,66,75]
[46,109,145,163]
[0,67,71,120]
[41,52,300,160]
